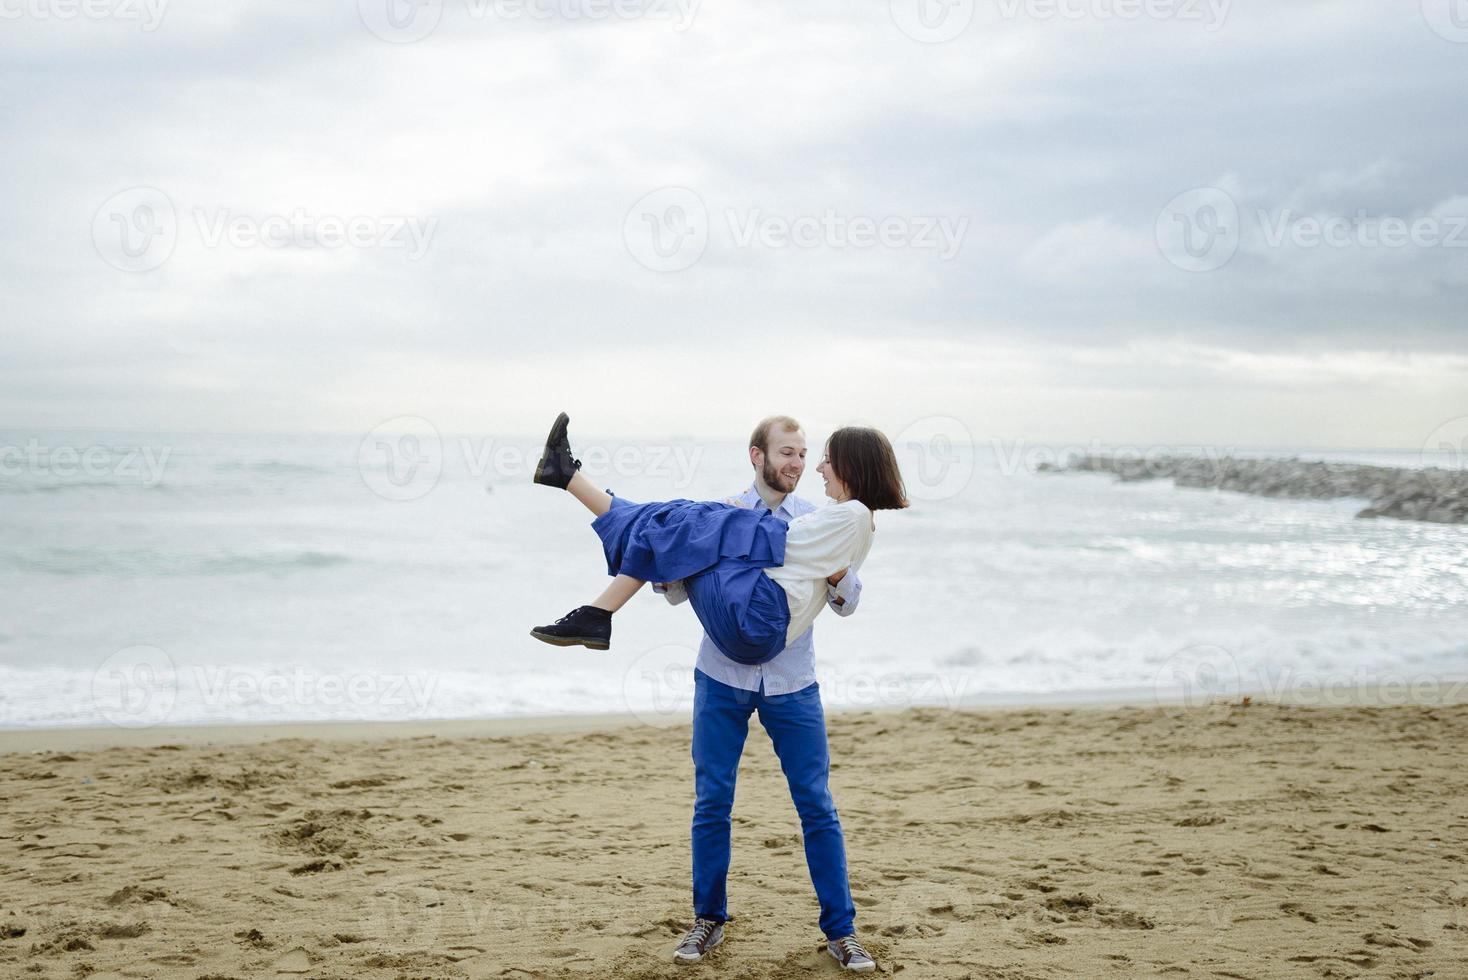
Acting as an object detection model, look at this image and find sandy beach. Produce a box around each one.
[3,700,1465,980]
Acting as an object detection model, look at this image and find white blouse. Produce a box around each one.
[764,499,875,645]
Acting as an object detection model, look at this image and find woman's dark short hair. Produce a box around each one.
[825,427,909,511]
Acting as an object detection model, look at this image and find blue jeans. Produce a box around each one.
[691,668,856,939]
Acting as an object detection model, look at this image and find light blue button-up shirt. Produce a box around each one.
[654,485,863,695]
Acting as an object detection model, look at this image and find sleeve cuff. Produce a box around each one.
[827,574,861,608]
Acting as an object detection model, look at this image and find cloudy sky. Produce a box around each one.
[2,0,1465,448]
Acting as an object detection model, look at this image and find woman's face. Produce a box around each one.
[817,452,849,502]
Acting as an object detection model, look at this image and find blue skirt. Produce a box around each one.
[592,498,792,665]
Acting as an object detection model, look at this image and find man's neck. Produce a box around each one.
[753,481,787,513]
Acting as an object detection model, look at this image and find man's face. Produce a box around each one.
[757,427,806,494]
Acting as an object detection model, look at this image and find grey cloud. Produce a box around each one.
[1,0,1465,439]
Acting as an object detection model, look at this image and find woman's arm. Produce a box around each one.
[781,505,868,580]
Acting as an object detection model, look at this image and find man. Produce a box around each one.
[656,415,877,973]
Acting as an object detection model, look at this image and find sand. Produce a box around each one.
[2,700,1465,979]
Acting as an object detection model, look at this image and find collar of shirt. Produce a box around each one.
[745,484,804,519]
[742,485,807,520]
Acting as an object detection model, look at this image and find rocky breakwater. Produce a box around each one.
[1040,454,1468,525]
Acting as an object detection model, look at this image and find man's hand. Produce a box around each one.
[827,567,861,616]
[654,579,689,605]
[827,568,849,607]
[724,496,752,508]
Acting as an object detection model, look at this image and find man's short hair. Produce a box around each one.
[749,415,803,456]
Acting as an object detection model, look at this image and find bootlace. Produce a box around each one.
[681,919,716,947]
[835,936,870,960]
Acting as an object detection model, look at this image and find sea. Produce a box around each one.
[2,427,1466,730]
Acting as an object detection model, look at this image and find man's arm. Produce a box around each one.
[652,580,689,606]
[825,567,862,616]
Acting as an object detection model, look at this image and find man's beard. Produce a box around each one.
[762,459,797,494]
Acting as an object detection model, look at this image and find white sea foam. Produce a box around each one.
[1,430,1465,729]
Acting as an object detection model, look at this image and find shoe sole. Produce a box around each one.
[529,629,609,651]
[533,412,571,487]
[673,932,722,964]
[827,948,876,972]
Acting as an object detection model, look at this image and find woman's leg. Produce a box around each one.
[565,473,641,610]
[567,471,613,517]
[590,573,645,612]
[528,572,644,648]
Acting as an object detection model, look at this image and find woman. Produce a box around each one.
[529,413,907,660]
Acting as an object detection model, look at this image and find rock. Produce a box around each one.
[1049,454,1468,525]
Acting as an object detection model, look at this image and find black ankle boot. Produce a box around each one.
[530,606,611,650]
[533,412,582,490]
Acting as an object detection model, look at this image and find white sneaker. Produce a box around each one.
[827,934,876,972]
[673,918,723,963]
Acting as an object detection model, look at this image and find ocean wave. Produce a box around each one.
[199,551,352,575]
[0,479,174,495]
[209,459,336,476]
[2,549,353,577]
